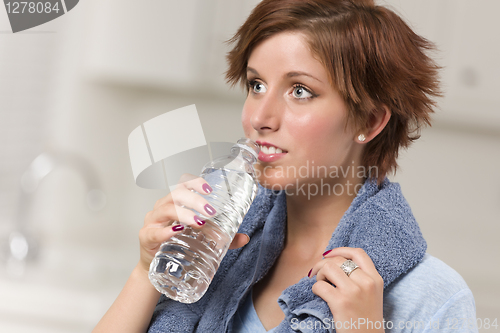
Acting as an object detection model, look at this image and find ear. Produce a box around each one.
[355,105,391,144]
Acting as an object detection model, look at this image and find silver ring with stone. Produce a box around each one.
[340,259,359,277]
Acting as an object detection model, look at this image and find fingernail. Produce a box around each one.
[194,216,205,226]
[308,268,312,278]
[202,183,213,194]
[204,204,216,215]
[172,225,184,232]
[322,250,332,257]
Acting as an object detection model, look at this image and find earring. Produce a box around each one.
[357,134,366,142]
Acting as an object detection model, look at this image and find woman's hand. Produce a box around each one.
[310,247,384,332]
[138,173,250,272]
[94,173,251,333]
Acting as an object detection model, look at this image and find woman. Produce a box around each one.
[95,0,477,332]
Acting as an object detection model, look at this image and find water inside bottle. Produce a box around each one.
[149,169,258,303]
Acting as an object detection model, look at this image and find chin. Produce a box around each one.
[255,175,293,192]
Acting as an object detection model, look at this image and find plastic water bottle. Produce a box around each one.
[149,138,260,303]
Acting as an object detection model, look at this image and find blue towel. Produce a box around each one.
[148,177,427,332]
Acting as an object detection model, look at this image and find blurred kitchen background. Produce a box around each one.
[0,0,498,331]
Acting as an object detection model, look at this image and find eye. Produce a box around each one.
[292,85,314,99]
[248,80,267,94]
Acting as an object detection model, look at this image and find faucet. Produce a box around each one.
[4,150,106,276]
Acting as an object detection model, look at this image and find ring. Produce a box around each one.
[340,259,359,277]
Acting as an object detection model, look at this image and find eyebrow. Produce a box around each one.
[246,67,322,83]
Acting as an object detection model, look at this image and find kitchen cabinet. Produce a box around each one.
[83,0,260,98]
[382,0,500,130]
[84,0,500,130]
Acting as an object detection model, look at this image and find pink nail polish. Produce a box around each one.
[202,183,212,194]
[204,204,216,215]
[194,216,205,226]
[172,225,184,232]
[323,250,332,257]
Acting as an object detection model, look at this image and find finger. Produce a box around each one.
[150,189,216,227]
[308,256,328,278]
[325,248,384,292]
[314,256,354,290]
[229,233,250,250]
[153,175,213,209]
[175,173,213,194]
[140,224,185,250]
[312,280,339,305]
[324,255,373,289]
[324,247,379,278]
[154,185,213,212]
[149,203,208,228]
[169,188,217,218]
[308,254,346,278]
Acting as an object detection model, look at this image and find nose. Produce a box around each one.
[248,92,282,133]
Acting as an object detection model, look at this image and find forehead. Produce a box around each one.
[247,32,328,81]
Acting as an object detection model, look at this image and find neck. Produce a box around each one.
[284,175,364,256]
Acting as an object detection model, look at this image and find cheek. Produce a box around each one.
[241,101,252,135]
[286,113,351,162]
[286,113,341,145]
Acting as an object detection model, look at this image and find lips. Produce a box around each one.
[256,140,287,162]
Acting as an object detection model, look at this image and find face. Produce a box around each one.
[242,31,362,192]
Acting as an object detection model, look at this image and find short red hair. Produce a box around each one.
[226,0,441,184]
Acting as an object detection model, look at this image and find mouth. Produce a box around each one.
[256,141,288,155]
[255,141,288,163]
